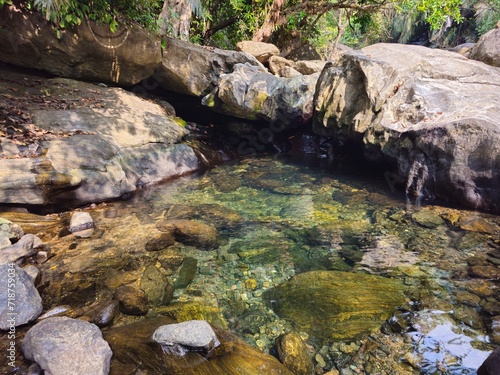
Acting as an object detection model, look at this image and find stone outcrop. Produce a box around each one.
[236,41,280,64]
[154,37,262,97]
[0,70,200,207]
[470,26,500,68]
[0,3,161,86]
[22,317,113,375]
[313,43,500,212]
[204,63,319,128]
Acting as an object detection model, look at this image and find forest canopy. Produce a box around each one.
[2,0,500,54]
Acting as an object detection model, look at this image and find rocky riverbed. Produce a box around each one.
[1,156,498,374]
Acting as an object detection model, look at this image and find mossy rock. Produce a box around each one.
[155,301,227,328]
[264,271,406,342]
[104,317,293,375]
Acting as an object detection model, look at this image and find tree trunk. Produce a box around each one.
[158,0,192,40]
[252,0,286,42]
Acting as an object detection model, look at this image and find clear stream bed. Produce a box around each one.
[6,155,500,374]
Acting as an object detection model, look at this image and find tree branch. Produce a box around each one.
[202,16,239,40]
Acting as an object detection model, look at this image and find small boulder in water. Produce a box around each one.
[69,212,94,238]
[151,320,220,356]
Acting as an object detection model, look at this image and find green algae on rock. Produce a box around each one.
[264,271,406,342]
[104,317,293,375]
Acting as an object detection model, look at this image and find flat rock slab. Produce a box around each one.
[0,73,200,208]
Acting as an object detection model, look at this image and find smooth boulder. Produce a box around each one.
[236,41,280,64]
[0,3,161,86]
[154,37,262,97]
[152,320,220,356]
[22,317,112,375]
[204,63,318,128]
[314,43,500,212]
[470,26,500,68]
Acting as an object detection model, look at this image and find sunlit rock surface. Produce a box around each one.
[0,69,200,207]
[314,43,500,212]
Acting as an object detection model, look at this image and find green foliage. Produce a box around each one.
[22,0,162,32]
[400,0,463,30]
[475,0,500,35]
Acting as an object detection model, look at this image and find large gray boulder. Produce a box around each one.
[0,3,161,86]
[470,26,500,68]
[22,317,112,375]
[204,63,319,128]
[0,76,200,207]
[0,264,43,330]
[154,37,262,97]
[313,43,500,212]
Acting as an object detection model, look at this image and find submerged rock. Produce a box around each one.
[264,271,406,342]
[157,219,219,250]
[114,285,149,315]
[151,320,220,356]
[277,332,314,375]
[85,300,120,327]
[22,317,112,375]
[104,316,293,375]
[411,209,444,229]
[0,264,43,330]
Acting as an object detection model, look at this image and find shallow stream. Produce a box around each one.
[8,155,500,374]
